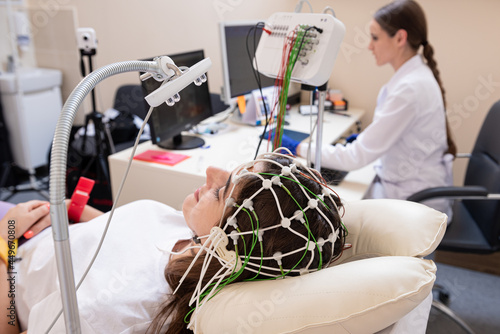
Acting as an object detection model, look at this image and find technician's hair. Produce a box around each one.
[374,0,457,156]
[147,155,345,334]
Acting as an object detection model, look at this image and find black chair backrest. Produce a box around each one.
[210,93,229,114]
[463,100,500,248]
[113,85,148,120]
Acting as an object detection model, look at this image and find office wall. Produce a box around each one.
[3,0,499,183]
[20,0,295,124]
[0,5,36,72]
[313,0,500,184]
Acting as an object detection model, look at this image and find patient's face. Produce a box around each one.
[183,166,235,238]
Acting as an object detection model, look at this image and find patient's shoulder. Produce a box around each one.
[122,199,177,212]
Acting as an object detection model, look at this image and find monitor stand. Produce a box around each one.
[157,134,205,150]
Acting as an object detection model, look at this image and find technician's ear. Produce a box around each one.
[395,29,408,46]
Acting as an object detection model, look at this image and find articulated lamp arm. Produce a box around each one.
[49,56,211,333]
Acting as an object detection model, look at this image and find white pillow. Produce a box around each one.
[196,199,447,334]
[338,199,447,263]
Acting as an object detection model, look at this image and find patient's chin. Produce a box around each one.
[182,195,194,220]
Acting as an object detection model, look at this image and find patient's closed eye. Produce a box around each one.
[213,186,222,200]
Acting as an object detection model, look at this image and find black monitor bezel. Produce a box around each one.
[140,49,213,150]
[219,20,275,105]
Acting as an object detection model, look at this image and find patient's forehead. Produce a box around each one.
[235,161,265,176]
[252,161,266,173]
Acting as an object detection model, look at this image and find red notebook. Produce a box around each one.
[133,150,190,166]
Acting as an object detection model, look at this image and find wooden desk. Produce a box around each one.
[108,107,375,210]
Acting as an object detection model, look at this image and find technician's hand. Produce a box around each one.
[0,200,51,241]
[345,133,358,144]
[274,133,300,155]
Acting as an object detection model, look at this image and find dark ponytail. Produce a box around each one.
[422,42,457,155]
[375,0,457,156]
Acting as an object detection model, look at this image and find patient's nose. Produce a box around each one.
[206,166,229,187]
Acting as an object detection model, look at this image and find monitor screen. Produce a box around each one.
[141,50,213,150]
[219,21,275,105]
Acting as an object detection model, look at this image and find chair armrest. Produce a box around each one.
[407,186,489,202]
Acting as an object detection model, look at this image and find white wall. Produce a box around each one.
[312,0,500,184]
[0,4,36,71]
[2,0,500,183]
[23,0,295,123]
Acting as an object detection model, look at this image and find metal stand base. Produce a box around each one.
[0,165,49,201]
[429,300,476,334]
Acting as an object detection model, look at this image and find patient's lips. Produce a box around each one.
[194,187,201,202]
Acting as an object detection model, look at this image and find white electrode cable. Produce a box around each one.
[294,0,313,13]
[322,6,337,17]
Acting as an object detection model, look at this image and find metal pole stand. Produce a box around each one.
[315,82,328,172]
[300,82,327,171]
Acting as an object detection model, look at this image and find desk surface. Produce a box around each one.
[109,107,375,210]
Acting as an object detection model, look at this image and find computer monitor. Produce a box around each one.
[219,20,275,106]
[140,50,213,150]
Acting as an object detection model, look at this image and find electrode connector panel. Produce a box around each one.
[255,12,345,87]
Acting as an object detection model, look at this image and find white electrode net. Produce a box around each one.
[175,148,344,331]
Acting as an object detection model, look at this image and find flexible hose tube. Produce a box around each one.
[50,60,158,210]
[49,60,159,333]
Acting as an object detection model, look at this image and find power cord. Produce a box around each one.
[245,22,272,160]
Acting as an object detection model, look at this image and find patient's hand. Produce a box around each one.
[0,200,51,241]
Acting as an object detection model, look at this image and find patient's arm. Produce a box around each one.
[0,201,53,333]
[0,200,102,334]
[0,201,51,241]
[64,199,104,223]
[77,204,104,222]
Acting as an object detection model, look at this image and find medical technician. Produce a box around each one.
[285,0,455,215]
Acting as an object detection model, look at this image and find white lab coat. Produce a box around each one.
[299,55,452,214]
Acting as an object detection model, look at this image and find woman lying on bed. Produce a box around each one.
[0,151,345,334]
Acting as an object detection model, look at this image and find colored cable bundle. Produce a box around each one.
[271,25,316,151]
[248,23,321,157]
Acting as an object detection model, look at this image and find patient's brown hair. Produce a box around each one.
[147,156,345,334]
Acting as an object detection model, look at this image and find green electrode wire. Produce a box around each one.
[239,172,324,280]
[274,25,312,150]
[259,173,349,235]
[279,183,322,270]
[184,206,261,324]
[244,210,265,281]
[184,171,344,324]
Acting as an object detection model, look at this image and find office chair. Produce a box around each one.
[111,84,149,152]
[113,84,149,120]
[406,100,500,334]
[408,99,500,254]
[210,93,230,114]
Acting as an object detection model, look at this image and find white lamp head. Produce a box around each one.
[144,57,212,107]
